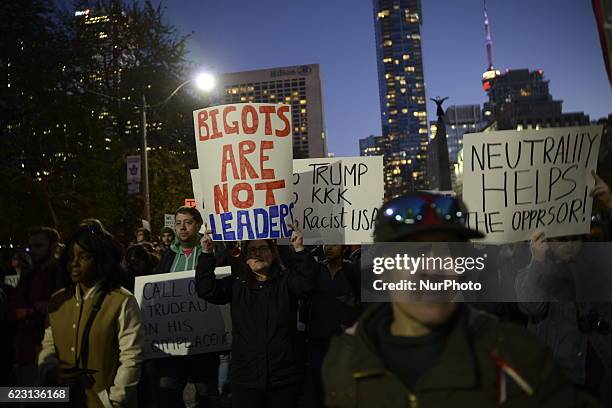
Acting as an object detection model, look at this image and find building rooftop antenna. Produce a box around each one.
[484,0,494,71]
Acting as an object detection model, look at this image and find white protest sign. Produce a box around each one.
[193,103,294,241]
[134,269,232,359]
[292,157,384,244]
[127,155,141,195]
[462,126,602,244]
[4,274,19,287]
[190,169,205,212]
[164,214,175,229]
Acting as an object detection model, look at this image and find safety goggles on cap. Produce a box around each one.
[374,192,484,242]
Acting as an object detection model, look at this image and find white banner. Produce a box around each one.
[127,155,141,195]
[134,269,232,359]
[164,214,175,229]
[292,157,384,244]
[462,126,602,243]
[193,103,294,241]
[4,274,19,288]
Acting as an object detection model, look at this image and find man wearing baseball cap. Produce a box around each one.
[322,192,597,407]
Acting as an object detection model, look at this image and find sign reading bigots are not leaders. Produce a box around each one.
[193,103,294,241]
[462,125,602,244]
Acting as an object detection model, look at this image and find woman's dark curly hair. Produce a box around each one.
[60,224,124,292]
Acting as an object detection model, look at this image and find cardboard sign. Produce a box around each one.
[4,274,19,288]
[190,169,205,212]
[193,103,294,241]
[134,269,232,359]
[164,214,175,229]
[462,126,602,243]
[292,157,384,244]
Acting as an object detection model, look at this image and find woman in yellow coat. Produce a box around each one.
[39,224,144,407]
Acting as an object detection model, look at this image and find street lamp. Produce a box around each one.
[140,72,215,225]
[85,72,215,226]
[195,72,215,92]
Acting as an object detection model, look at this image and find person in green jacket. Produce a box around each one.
[322,192,598,408]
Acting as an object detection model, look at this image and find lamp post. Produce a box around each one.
[86,72,216,225]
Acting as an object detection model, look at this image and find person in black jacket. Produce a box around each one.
[302,245,361,408]
[196,223,318,408]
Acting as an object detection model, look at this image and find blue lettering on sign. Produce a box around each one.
[280,203,292,237]
[220,212,236,240]
[236,210,255,240]
[209,204,294,240]
[254,208,269,239]
[208,215,223,240]
[269,205,280,238]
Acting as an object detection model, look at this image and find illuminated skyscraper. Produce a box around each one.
[217,64,327,159]
[74,7,132,92]
[373,0,428,198]
[359,134,386,157]
[479,2,588,130]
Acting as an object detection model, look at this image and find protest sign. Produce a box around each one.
[134,269,232,359]
[190,169,205,212]
[193,103,294,241]
[190,170,208,234]
[462,125,602,243]
[292,157,384,244]
[4,274,19,287]
[164,214,175,229]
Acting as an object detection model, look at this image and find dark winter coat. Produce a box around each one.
[323,303,599,408]
[195,250,318,389]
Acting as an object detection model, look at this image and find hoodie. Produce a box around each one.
[157,237,202,273]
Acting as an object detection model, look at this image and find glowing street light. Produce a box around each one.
[195,72,215,92]
[85,72,216,225]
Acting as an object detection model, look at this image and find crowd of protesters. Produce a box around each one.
[0,173,611,407]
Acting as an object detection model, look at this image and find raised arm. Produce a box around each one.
[516,232,551,319]
[195,230,233,305]
[286,221,318,297]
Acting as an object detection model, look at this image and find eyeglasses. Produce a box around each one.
[381,194,466,226]
[246,246,271,257]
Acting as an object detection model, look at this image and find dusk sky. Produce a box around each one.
[158,0,611,157]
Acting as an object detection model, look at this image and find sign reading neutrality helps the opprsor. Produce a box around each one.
[462,125,602,244]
